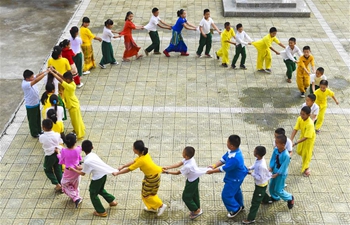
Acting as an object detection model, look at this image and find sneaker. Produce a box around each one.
[257,69,266,72]
[215,52,219,60]
[82,71,90,75]
[93,211,108,217]
[240,65,247,70]
[99,63,106,69]
[144,206,157,212]
[287,196,294,209]
[163,50,170,57]
[300,92,305,98]
[157,204,167,216]
[111,61,119,65]
[76,83,84,88]
[222,63,228,67]
[196,54,201,58]
[205,54,212,58]
[227,206,242,218]
[75,198,82,208]
[154,52,162,55]
[231,65,236,69]
[144,50,149,56]
[242,220,256,224]
[265,69,272,73]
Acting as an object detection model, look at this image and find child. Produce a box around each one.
[119,11,144,62]
[69,140,118,217]
[47,109,64,137]
[60,39,83,88]
[290,106,316,176]
[46,72,67,121]
[215,22,235,67]
[39,119,63,191]
[80,17,102,74]
[207,135,248,218]
[69,26,83,78]
[163,9,197,57]
[162,146,208,219]
[252,27,285,73]
[314,80,339,133]
[114,140,167,216]
[310,67,327,94]
[46,94,65,140]
[280,37,302,83]
[231,23,252,70]
[57,133,83,207]
[269,135,294,209]
[22,69,47,137]
[144,8,172,56]
[49,68,85,139]
[196,9,221,58]
[242,146,272,224]
[41,83,55,119]
[302,94,319,123]
[99,19,120,68]
[273,128,293,157]
[296,46,316,97]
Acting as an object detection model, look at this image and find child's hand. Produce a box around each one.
[248,42,252,45]
[275,52,280,55]
[206,169,215,174]
[112,171,118,176]
[162,166,168,170]
[54,147,60,154]
[162,169,168,174]
[268,167,272,172]
[271,173,278,178]
[117,166,124,171]
[335,100,339,105]
[76,165,83,170]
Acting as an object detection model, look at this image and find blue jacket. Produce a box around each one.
[269,147,290,176]
[219,148,248,183]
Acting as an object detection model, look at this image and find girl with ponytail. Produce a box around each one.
[46,94,65,140]
[41,83,55,118]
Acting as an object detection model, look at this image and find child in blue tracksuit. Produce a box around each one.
[269,135,294,209]
[207,135,248,218]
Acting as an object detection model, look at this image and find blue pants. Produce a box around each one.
[222,181,244,212]
[269,174,292,201]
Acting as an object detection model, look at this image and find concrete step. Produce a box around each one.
[236,0,297,8]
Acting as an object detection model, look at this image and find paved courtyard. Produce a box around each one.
[0,0,349,224]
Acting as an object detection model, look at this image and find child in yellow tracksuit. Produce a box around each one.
[296,46,315,97]
[314,80,339,133]
[252,27,285,73]
[215,22,235,67]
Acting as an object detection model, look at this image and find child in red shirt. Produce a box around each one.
[60,39,83,88]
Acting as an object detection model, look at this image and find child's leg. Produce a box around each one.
[272,175,292,201]
[182,178,200,211]
[233,187,244,207]
[247,185,268,221]
[296,73,306,93]
[142,174,163,210]
[204,33,212,55]
[303,74,310,93]
[240,46,247,66]
[69,107,85,139]
[315,105,326,130]
[284,59,294,79]
[265,50,272,69]
[300,139,315,173]
[89,176,107,213]
[231,45,242,66]
[222,46,229,64]
[53,162,62,184]
[43,154,60,185]
[73,52,83,76]
[196,34,207,55]
[256,50,265,70]
[146,31,160,53]
[26,105,41,137]
[268,177,279,200]
[222,182,242,212]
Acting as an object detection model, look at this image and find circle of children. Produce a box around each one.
[20,6,340,224]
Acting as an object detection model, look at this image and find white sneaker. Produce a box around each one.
[144,206,157,212]
[76,83,84,88]
[82,71,90,75]
[157,204,167,216]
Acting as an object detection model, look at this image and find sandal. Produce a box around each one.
[303,168,311,177]
[93,211,108,217]
[190,209,203,219]
[136,54,143,60]
[122,58,130,62]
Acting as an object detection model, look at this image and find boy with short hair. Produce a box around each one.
[69,140,118,217]
[273,128,293,157]
[22,69,47,137]
[297,46,316,97]
[242,146,272,224]
[269,135,294,209]
[280,37,302,83]
[252,27,285,73]
[196,9,221,58]
[207,135,248,218]
[310,67,327,94]
[39,119,63,192]
[144,7,172,55]
[231,23,252,70]
[163,146,208,219]
[302,94,319,122]
[290,106,316,177]
[215,22,236,67]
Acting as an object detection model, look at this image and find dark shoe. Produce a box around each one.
[32,135,40,138]
[215,52,219,59]
[111,61,119,65]
[163,50,170,57]
[39,131,44,135]
[287,196,294,209]
[99,63,106,69]
[231,65,236,69]
[222,63,228,67]
[240,65,247,70]
[265,69,272,73]
[154,52,162,55]
[227,206,242,218]
[75,198,82,208]
[300,92,305,98]
[144,50,149,56]
[257,69,266,72]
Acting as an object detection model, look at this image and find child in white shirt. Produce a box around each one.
[280,37,302,83]
[273,128,293,157]
[231,23,252,70]
[163,146,208,220]
[302,94,319,122]
[310,67,327,94]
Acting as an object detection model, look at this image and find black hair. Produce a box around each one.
[184,146,195,158]
[255,146,266,157]
[82,140,93,153]
[51,46,62,60]
[41,83,55,105]
[224,22,230,27]
[70,26,79,40]
[274,128,286,135]
[63,71,73,81]
[46,72,54,85]
[236,23,243,30]
[47,108,57,124]
[269,27,277,33]
[177,9,185,17]
[82,16,90,25]
[49,94,59,113]
[316,67,324,74]
[133,140,148,155]
[203,9,210,14]
[289,37,296,43]
[275,135,287,145]
[59,39,70,48]
[65,133,77,149]
[104,19,114,27]
[307,94,316,102]
[303,46,311,51]
[319,79,328,86]
[301,106,311,115]
[23,69,34,79]
[42,119,53,130]
[228,135,241,148]
[152,7,158,13]
[125,11,133,21]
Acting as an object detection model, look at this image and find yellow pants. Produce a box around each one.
[296,137,315,173]
[255,49,271,70]
[142,173,163,210]
[69,107,85,139]
[296,72,310,93]
[142,195,163,210]
[315,105,326,130]
[217,44,230,64]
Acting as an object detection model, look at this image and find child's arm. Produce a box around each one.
[312,82,316,93]
[118,161,134,171]
[278,42,286,49]
[48,68,64,83]
[269,46,280,55]
[163,170,181,175]
[206,160,225,174]
[332,95,339,105]
[184,22,196,31]
[135,25,144,30]
[163,161,183,170]
[68,167,86,176]
[290,129,298,145]
[159,20,172,29]
[30,70,48,86]
[291,130,308,147]
[199,26,207,38]
[115,167,131,175]
[94,36,102,42]
[211,22,221,34]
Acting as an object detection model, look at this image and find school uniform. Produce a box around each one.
[231,30,252,67]
[309,74,327,94]
[252,34,280,70]
[280,45,302,79]
[100,26,117,65]
[196,17,214,56]
[302,102,319,123]
[22,79,41,137]
[145,15,161,53]
[216,28,235,64]
[296,55,315,93]
[69,36,83,77]
[314,88,334,130]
